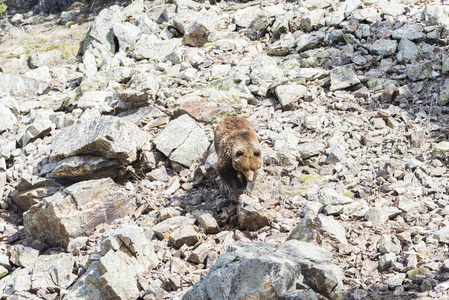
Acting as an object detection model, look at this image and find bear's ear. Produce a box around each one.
[254,150,261,157]
[236,150,244,157]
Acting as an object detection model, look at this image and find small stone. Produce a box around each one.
[381,84,399,103]
[274,84,307,111]
[169,224,200,249]
[365,207,401,225]
[379,253,396,271]
[371,39,397,56]
[411,131,426,148]
[238,194,272,231]
[197,213,219,234]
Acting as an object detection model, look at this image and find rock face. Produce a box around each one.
[182,240,343,299]
[23,178,136,247]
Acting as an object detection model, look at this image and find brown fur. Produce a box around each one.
[214,116,262,193]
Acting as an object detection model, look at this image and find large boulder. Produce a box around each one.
[182,240,343,299]
[65,225,158,299]
[43,116,151,181]
[23,178,136,247]
[153,114,210,167]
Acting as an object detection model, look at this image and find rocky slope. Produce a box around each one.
[1,0,449,299]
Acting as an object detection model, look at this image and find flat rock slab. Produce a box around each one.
[330,64,360,91]
[24,178,136,247]
[182,240,342,299]
[50,116,150,164]
[0,104,16,133]
[153,114,210,167]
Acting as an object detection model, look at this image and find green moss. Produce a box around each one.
[298,173,322,183]
[407,267,429,280]
[343,191,353,198]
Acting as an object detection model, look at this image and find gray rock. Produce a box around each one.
[66,225,157,300]
[290,214,348,245]
[371,39,397,56]
[433,141,449,158]
[0,104,16,133]
[112,22,141,52]
[10,245,39,268]
[249,55,284,96]
[325,144,346,164]
[397,38,419,63]
[234,6,262,28]
[422,5,449,26]
[28,50,62,69]
[436,226,449,243]
[238,194,272,231]
[351,7,379,21]
[317,189,353,206]
[83,6,123,58]
[392,24,425,40]
[296,142,325,159]
[10,174,64,211]
[406,61,433,81]
[51,116,150,164]
[296,32,325,53]
[245,4,285,40]
[19,119,53,147]
[0,268,32,296]
[77,91,114,113]
[152,216,196,240]
[182,240,342,299]
[365,207,401,225]
[327,2,346,27]
[31,253,76,290]
[330,64,360,91]
[274,84,307,111]
[0,73,39,97]
[24,178,136,247]
[153,114,210,167]
[133,35,182,61]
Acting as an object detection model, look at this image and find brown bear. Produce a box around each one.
[214,116,262,193]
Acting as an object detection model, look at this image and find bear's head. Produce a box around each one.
[232,142,262,193]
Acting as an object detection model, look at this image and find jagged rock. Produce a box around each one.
[28,50,62,69]
[245,4,285,40]
[19,119,53,147]
[296,143,325,159]
[10,174,64,211]
[330,64,360,91]
[238,194,272,231]
[392,24,425,40]
[152,216,196,240]
[365,207,401,225]
[31,253,76,290]
[50,116,150,165]
[290,214,348,246]
[381,83,399,103]
[0,104,16,133]
[9,245,39,269]
[182,240,342,299]
[183,17,216,47]
[274,84,307,111]
[296,32,325,53]
[153,114,210,167]
[433,141,449,158]
[249,54,284,96]
[439,87,449,106]
[234,6,262,28]
[169,224,200,248]
[397,38,419,64]
[406,61,433,81]
[197,213,219,234]
[422,5,449,26]
[371,39,397,56]
[325,144,346,164]
[24,178,136,247]
[83,6,123,58]
[0,268,32,296]
[133,35,182,61]
[112,22,141,52]
[66,225,158,299]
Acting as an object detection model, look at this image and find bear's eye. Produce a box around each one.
[254,151,261,157]
[236,151,244,157]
